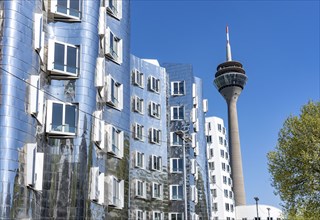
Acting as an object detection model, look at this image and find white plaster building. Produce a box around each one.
[206,116,236,220]
[235,204,283,220]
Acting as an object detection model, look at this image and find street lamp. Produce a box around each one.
[254,197,259,220]
[267,207,271,220]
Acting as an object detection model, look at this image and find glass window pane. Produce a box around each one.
[179,82,184,94]
[57,0,68,14]
[52,103,63,131]
[65,104,76,133]
[173,83,178,94]
[178,159,183,172]
[178,186,183,198]
[69,0,80,17]
[54,43,65,71]
[178,214,182,220]
[66,46,77,74]
[173,159,177,171]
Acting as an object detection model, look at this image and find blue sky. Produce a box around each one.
[130,0,320,209]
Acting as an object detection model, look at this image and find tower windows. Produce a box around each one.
[50,0,82,20]
[170,158,183,173]
[170,185,183,200]
[171,106,184,120]
[107,0,122,20]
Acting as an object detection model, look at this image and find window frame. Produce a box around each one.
[170,185,183,200]
[107,175,124,209]
[90,167,104,205]
[133,123,144,141]
[169,213,183,220]
[105,27,123,64]
[153,211,163,220]
[135,179,147,199]
[106,75,123,110]
[106,124,124,159]
[132,69,144,88]
[133,96,144,114]
[149,128,161,144]
[135,151,145,169]
[106,0,122,20]
[171,81,185,96]
[170,132,183,146]
[50,0,82,21]
[46,100,78,136]
[47,40,80,78]
[170,158,183,173]
[152,182,163,199]
[149,101,161,119]
[25,143,44,191]
[151,155,162,171]
[149,76,160,93]
[171,106,185,121]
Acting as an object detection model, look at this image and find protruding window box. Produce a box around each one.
[28,75,44,124]
[25,143,44,191]
[90,167,104,205]
[106,124,124,159]
[105,28,123,64]
[92,111,105,149]
[107,175,124,209]
[106,0,122,20]
[46,100,78,137]
[106,75,123,110]
[47,40,80,78]
[50,0,82,21]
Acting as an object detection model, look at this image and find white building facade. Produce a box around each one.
[206,116,236,220]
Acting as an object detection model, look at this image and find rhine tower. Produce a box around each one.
[214,26,248,206]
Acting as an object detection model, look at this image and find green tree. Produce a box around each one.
[267,101,320,219]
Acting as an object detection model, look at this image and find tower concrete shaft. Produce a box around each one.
[226,87,246,206]
[213,26,248,206]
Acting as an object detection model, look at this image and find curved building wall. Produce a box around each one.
[0,0,130,219]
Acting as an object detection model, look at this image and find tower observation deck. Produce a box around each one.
[214,26,248,206]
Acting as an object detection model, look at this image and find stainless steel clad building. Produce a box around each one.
[0,0,131,218]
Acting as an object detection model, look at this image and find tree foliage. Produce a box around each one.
[267,101,320,219]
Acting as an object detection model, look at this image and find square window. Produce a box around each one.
[210,148,214,158]
[47,40,79,78]
[106,75,123,110]
[135,151,144,168]
[107,175,124,208]
[153,211,163,220]
[132,69,144,88]
[149,102,161,119]
[169,213,183,220]
[171,106,184,120]
[218,124,222,132]
[106,124,124,159]
[135,180,146,198]
[150,128,161,144]
[50,0,81,20]
[171,81,185,96]
[211,175,216,183]
[46,100,77,136]
[149,76,160,93]
[133,123,144,141]
[171,132,183,146]
[105,28,123,64]
[170,158,183,173]
[152,182,163,199]
[170,185,183,200]
[106,0,122,20]
[151,155,162,171]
